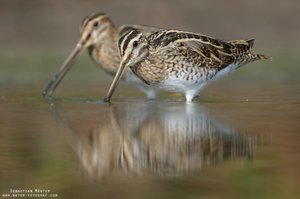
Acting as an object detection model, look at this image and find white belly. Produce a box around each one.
[161,63,238,92]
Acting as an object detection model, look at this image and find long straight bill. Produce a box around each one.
[104,62,128,102]
[42,43,84,97]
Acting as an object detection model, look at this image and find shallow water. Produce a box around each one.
[1,86,299,198]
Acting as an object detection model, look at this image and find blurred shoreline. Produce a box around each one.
[1,0,299,53]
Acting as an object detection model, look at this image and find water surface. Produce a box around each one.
[1,88,299,198]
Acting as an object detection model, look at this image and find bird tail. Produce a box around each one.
[253,53,272,61]
[229,39,271,66]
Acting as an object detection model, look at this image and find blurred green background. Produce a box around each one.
[0,0,299,96]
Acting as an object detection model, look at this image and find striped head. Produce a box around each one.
[118,29,149,69]
[104,29,150,102]
[80,12,114,47]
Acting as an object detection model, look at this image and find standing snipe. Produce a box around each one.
[105,29,270,102]
[43,13,159,99]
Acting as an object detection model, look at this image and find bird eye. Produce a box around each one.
[132,40,138,47]
[93,21,99,27]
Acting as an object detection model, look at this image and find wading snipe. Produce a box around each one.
[43,13,159,99]
[105,29,270,102]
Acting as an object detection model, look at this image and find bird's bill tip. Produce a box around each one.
[42,75,60,98]
[102,97,111,103]
[42,42,85,97]
[42,86,52,98]
[104,63,128,102]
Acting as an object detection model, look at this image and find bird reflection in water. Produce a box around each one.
[53,102,258,179]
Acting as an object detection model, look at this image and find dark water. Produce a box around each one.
[1,89,299,199]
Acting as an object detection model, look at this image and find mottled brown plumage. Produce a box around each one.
[43,13,160,98]
[105,29,270,102]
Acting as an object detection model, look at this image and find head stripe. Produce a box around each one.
[80,12,107,30]
[118,29,140,56]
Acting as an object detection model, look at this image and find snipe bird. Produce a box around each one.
[43,13,160,98]
[105,29,270,102]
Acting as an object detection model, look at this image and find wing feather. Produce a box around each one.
[151,31,238,70]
